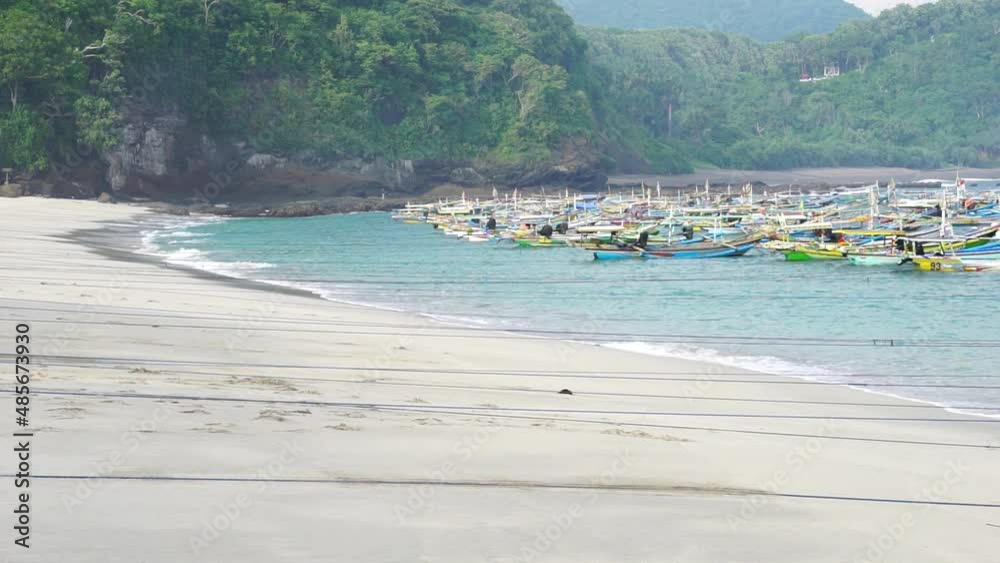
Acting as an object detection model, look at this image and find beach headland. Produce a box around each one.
[2,197,998,562]
[15,165,1000,220]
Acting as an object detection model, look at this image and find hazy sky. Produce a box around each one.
[850,0,935,14]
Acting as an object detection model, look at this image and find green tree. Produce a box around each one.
[0,107,51,172]
[0,6,70,110]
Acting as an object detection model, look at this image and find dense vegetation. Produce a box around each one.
[556,0,871,41]
[0,0,596,175]
[0,0,997,183]
[586,0,1000,172]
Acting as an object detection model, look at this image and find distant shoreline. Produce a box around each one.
[611,166,1000,188]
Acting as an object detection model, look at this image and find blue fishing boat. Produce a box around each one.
[593,241,758,260]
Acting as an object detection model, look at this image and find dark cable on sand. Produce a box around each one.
[12,389,999,450]
[3,473,998,509]
[18,362,1000,410]
[5,316,1000,348]
[16,353,1000,387]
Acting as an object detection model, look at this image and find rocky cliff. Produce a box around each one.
[46,109,607,215]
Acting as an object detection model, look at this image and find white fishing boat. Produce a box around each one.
[847,254,904,266]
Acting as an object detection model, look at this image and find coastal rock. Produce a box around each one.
[477,137,608,191]
[52,181,98,199]
[246,153,287,170]
[97,192,115,203]
[144,202,193,216]
[0,183,24,198]
[157,205,191,216]
[449,167,487,185]
[26,181,55,197]
[47,105,609,207]
[265,201,328,218]
[353,158,418,190]
[105,115,184,192]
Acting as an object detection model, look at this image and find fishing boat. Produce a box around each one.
[515,237,568,249]
[782,245,847,261]
[591,233,763,260]
[908,256,1000,272]
[641,243,756,259]
[396,177,999,275]
[846,254,905,266]
[592,244,756,260]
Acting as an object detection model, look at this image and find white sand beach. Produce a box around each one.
[1,198,998,562]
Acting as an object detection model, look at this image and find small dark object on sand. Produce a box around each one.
[558,389,573,395]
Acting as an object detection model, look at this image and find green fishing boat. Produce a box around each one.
[515,237,568,249]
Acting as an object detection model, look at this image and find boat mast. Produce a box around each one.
[868,181,878,230]
[939,186,950,238]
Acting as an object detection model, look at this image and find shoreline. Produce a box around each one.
[129,208,999,420]
[16,165,1000,222]
[3,197,999,562]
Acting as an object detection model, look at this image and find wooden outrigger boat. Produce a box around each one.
[897,235,1000,272]
[593,243,756,260]
[847,254,905,266]
[515,237,568,249]
[908,256,1000,272]
[782,245,847,261]
[590,233,764,261]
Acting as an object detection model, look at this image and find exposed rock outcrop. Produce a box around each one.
[0,183,24,198]
[105,114,187,195]
[44,108,608,214]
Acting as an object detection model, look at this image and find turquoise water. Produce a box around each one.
[140,212,1000,417]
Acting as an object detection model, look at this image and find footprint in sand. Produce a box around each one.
[192,423,234,433]
[236,377,300,393]
[326,423,360,432]
[602,428,687,442]
[255,409,288,422]
[255,408,312,422]
[48,407,87,419]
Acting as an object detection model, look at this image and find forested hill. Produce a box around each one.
[0,0,604,200]
[0,0,997,204]
[556,0,871,41]
[586,0,1000,172]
